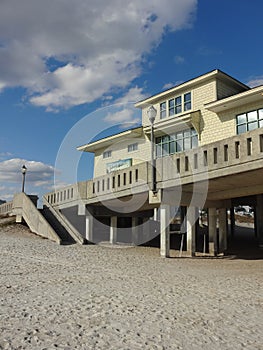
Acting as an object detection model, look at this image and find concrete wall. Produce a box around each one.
[13,193,61,243]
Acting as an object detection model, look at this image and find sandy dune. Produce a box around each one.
[0,221,262,349]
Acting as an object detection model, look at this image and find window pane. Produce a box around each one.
[184,102,191,111]
[175,96,181,105]
[169,99,174,108]
[160,102,166,119]
[176,139,183,152]
[247,110,257,122]
[192,135,198,148]
[170,141,176,154]
[184,137,191,150]
[160,110,166,119]
[156,145,162,158]
[184,92,191,102]
[162,143,169,155]
[184,93,191,111]
[248,121,258,131]
[183,130,191,138]
[191,128,197,136]
[237,114,246,124]
[175,105,182,114]
[176,132,183,139]
[160,102,166,110]
[258,109,263,120]
[259,119,263,128]
[162,135,169,142]
[237,124,247,134]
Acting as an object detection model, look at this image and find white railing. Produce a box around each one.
[0,201,13,216]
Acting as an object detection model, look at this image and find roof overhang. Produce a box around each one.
[77,127,143,153]
[143,110,201,138]
[205,86,263,113]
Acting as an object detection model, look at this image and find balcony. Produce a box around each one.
[45,127,263,208]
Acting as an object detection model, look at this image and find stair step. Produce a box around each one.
[39,208,75,244]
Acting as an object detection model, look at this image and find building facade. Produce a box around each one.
[44,69,263,257]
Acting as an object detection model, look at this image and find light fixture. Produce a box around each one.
[21,165,27,193]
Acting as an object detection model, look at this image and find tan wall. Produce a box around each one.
[206,100,263,145]
[93,134,151,177]
[141,79,217,128]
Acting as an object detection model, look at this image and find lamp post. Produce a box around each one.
[21,165,27,193]
[147,105,157,193]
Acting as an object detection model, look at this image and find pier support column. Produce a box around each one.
[110,216,117,244]
[230,207,235,237]
[208,208,217,256]
[132,217,139,245]
[160,204,170,258]
[256,194,263,248]
[85,211,94,242]
[186,206,197,256]
[218,208,227,254]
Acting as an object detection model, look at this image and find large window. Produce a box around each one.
[236,108,263,134]
[155,128,198,158]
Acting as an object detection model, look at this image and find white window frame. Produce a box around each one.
[103,150,112,159]
[128,143,138,152]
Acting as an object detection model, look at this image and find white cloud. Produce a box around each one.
[104,108,140,124]
[247,76,263,88]
[163,82,174,90]
[174,55,185,64]
[115,86,149,104]
[0,158,55,185]
[0,0,197,110]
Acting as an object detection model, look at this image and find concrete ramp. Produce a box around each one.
[13,193,61,244]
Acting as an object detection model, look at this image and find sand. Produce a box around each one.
[0,220,262,350]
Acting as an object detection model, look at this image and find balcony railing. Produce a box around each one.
[45,127,263,206]
[0,201,13,216]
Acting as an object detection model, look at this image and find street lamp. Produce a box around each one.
[21,165,27,193]
[147,105,157,193]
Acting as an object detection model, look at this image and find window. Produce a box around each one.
[103,150,112,158]
[236,108,263,134]
[184,92,191,111]
[128,143,138,152]
[160,102,166,119]
[155,128,198,158]
[175,96,182,114]
[168,92,191,117]
[169,99,175,116]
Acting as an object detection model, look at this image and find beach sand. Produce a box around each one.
[0,220,262,349]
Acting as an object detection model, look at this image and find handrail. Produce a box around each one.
[12,193,61,244]
[0,201,13,216]
[42,195,85,244]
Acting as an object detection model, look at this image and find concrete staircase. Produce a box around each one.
[40,208,76,244]
[12,193,85,245]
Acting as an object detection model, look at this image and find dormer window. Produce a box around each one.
[168,92,191,117]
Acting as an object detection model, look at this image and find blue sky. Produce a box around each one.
[1,0,263,201]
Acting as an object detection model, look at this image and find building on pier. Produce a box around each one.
[43,69,263,256]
